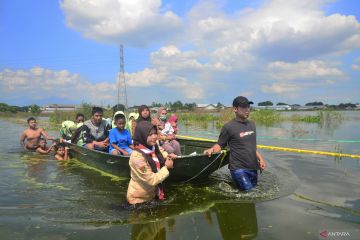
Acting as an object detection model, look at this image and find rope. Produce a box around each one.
[180,151,225,184]
[257,145,360,159]
[177,135,360,159]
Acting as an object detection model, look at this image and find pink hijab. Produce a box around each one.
[168,114,178,133]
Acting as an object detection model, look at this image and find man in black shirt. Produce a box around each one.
[204,96,266,191]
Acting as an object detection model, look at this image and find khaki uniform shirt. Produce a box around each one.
[127,150,169,204]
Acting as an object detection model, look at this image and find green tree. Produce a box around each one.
[276,102,288,106]
[258,101,273,106]
[30,104,41,115]
[184,102,197,111]
[172,100,183,111]
[305,101,323,106]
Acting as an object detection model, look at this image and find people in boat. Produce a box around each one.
[152,107,168,132]
[111,110,125,128]
[54,143,69,160]
[36,138,56,154]
[75,113,85,124]
[82,107,111,152]
[20,117,55,151]
[204,96,266,192]
[126,112,138,137]
[59,120,77,143]
[71,122,86,146]
[127,121,176,205]
[109,113,134,156]
[132,105,151,138]
[161,114,181,155]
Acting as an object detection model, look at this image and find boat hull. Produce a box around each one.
[66,137,228,183]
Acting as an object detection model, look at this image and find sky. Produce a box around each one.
[0,0,359,107]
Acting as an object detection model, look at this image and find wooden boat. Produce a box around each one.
[65,136,229,183]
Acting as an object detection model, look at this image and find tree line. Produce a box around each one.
[0,103,41,114]
[257,101,358,109]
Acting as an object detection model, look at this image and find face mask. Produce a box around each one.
[159,115,167,121]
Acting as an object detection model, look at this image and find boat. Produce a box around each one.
[65,136,229,183]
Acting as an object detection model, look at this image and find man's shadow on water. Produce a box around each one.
[127,202,258,240]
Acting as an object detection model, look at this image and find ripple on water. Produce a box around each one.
[208,164,299,201]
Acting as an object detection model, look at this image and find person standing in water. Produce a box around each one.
[204,96,266,191]
[127,121,176,205]
[20,117,55,151]
[36,138,56,154]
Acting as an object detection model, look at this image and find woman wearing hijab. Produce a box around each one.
[126,112,138,137]
[127,121,176,205]
[132,105,151,138]
[152,106,167,132]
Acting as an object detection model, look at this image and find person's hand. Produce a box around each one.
[96,141,108,148]
[165,159,174,169]
[258,158,266,171]
[167,153,177,160]
[203,148,214,157]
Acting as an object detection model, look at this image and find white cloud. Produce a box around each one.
[61,0,182,46]
[352,64,360,71]
[0,67,115,103]
[57,0,360,103]
[267,60,345,81]
[126,68,167,86]
[261,83,301,94]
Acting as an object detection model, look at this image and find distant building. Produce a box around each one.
[253,105,292,111]
[41,104,79,113]
[196,104,217,111]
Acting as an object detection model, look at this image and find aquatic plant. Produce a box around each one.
[249,109,281,126]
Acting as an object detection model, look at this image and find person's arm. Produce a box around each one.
[19,131,27,150]
[111,143,128,155]
[204,125,229,156]
[203,144,222,157]
[40,128,54,141]
[64,147,69,160]
[256,150,266,171]
[36,147,47,154]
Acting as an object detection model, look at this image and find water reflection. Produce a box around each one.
[129,202,258,240]
[213,202,257,240]
[131,221,166,240]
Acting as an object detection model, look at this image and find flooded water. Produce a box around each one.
[0,111,359,240]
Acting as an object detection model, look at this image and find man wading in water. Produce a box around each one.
[204,96,266,191]
[20,117,55,151]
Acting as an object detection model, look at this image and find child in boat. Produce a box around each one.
[109,114,134,156]
[161,114,181,155]
[36,138,56,154]
[54,143,69,160]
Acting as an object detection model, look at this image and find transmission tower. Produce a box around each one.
[117,44,128,111]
